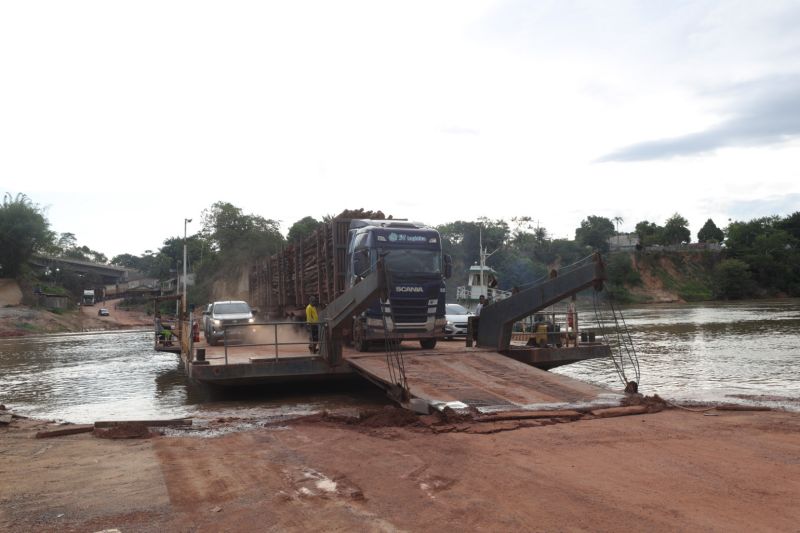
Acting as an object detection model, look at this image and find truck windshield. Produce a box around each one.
[214,303,251,314]
[379,249,441,273]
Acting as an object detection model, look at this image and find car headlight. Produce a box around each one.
[213,319,221,326]
[248,317,255,323]
[446,320,453,326]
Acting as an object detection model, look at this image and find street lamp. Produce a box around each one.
[183,218,192,300]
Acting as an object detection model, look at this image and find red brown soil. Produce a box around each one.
[2,408,799,532]
[0,297,152,336]
[93,423,153,439]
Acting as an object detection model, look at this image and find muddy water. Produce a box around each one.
[2,300,799,423]
[554,299,800,410]
[0,330,388,424]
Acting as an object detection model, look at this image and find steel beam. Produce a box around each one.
[318,260,388,365]
[477,255,605,351]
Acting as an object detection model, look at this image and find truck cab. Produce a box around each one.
[346,220,451,350]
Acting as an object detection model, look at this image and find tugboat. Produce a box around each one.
[455,235,511,313]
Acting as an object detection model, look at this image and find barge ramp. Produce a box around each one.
[345,347,621,413]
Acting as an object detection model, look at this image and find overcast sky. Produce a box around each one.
[2,0,799,259]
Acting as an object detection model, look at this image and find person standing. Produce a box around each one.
[306,295,320,354]
[475,295,486,317]
[472,295,487,343]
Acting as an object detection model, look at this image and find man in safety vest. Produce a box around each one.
[306,295,320,354]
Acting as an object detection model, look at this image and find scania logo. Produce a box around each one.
[395,286,423,293]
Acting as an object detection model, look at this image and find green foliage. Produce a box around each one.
[713,258,755,299]
[606,253,641,286]
[575,216,614,253]
[634,220,664,246]
[438,218,510,297]
[776,211,800,240]
[697,218,724,243]
[0,193,53,277]
[287,216,321,243]
[201,201,284,258]
[725,215,799,295]
[677,280,713,302]
[662,213,691,245]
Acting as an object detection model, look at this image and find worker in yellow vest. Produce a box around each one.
[306,295,320,354]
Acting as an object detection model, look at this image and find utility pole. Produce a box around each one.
[183,218,192,314]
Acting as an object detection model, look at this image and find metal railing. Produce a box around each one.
[220,321,329,365]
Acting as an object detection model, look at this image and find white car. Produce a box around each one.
[203,300,256,346]
[444,303,472,340]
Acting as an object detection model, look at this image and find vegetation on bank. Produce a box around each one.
[3,191,798,307]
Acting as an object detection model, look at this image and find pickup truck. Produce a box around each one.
[203,300,257,346]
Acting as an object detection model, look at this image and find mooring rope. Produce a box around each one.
[380,268,408,394]
[592,291,641,389]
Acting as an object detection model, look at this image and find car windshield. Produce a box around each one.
[215,302,251,314]
[446,304,469,315]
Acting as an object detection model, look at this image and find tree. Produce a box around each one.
[697,218,724,243]
[662,213,691,245]
[612,216,624,234]
[634,220,663,246]
[200,202,284,258]
[287,216,321,243]
[575,216,615,253]
[0,193,53,277]
[713,259,754,299]
[776,211,800,240]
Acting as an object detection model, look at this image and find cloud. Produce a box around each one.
[721,193,800,222]
[598,73,800,161]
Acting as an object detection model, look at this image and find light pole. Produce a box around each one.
[183,218,192,303]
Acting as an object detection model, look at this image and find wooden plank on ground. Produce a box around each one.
[35,425,95,438]
[94,418,192,428]
[590,405,649,418]
[474,409,584,422]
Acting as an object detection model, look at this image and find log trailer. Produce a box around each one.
[249,217,452,351]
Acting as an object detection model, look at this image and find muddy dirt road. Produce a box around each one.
[2,408,798,532]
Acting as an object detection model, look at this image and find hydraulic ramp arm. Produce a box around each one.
[477,254,606,351]
[318,260,388,365]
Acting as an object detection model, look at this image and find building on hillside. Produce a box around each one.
[608,233,640,251]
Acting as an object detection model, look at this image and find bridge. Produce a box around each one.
[30,255,130,285]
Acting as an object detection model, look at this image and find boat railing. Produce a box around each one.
[457,286,512,302]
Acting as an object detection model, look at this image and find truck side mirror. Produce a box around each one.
[353,249,369,276]
[444,254,452,279]
[251,308,259,315]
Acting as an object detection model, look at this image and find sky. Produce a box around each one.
[2,0,799,259]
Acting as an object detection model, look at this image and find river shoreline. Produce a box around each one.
[2,406,798,532]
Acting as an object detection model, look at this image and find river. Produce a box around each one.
[554,298,800,410]
[1,300,799,423]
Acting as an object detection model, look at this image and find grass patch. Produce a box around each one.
[677,280,714,301]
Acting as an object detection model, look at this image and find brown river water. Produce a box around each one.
[1,299,799,423]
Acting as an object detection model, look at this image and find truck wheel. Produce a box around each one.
[355,336,370,352]
[420,339,437,350]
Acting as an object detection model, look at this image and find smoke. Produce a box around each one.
[247,321,310,346]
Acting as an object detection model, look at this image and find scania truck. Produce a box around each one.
[249,215,452,350]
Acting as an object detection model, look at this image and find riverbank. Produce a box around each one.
[1,406,798,532]
[0,298,152,337]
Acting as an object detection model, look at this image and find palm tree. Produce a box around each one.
[612,216,624,235]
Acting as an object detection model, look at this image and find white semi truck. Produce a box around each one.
[82,289,96,306]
